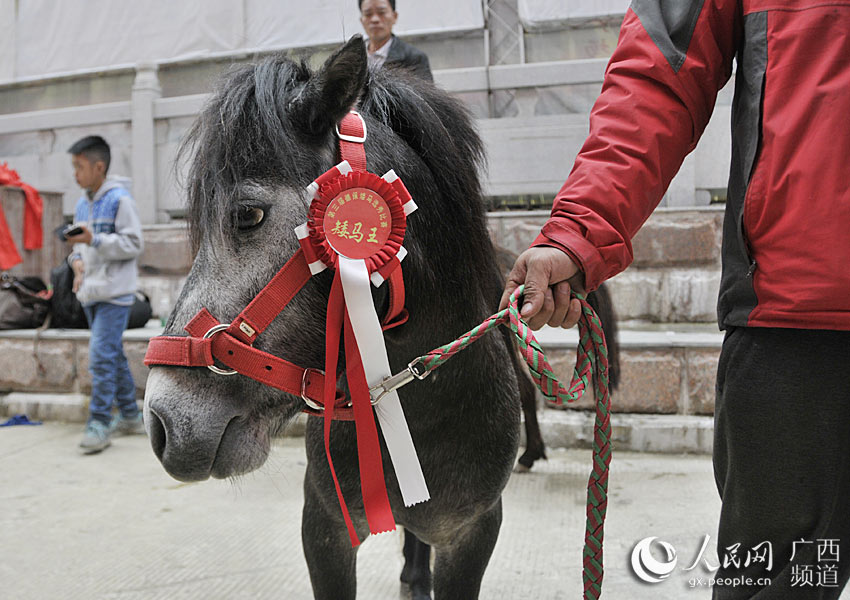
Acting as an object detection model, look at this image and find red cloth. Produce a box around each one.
[0,163,44,253]
[0,205,22,270]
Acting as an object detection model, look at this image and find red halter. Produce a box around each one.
[142,249,406,421]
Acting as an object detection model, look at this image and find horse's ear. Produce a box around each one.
[294,35,368,137]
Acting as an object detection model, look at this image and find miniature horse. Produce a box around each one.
[144,37,522,599]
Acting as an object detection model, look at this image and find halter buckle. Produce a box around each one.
[335,111,367,143]
[301,368,326,411]
[202,324,238,376]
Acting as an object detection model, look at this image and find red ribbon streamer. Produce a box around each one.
[343,310,396,535]
[322,269,395,545]
[323,271,360,545]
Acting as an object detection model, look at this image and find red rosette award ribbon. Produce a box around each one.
[294,159,428,546]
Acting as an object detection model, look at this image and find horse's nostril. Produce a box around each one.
[147,409,167,462]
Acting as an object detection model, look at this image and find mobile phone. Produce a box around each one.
[55,225,84,241]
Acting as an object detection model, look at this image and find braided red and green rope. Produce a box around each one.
[415,285,612,599]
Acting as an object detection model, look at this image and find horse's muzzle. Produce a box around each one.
[144,368,272,481]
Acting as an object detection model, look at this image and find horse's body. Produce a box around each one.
[144,37,520,599]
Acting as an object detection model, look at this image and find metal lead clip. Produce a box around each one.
[369,358,430,405]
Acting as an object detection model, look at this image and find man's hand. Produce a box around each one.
[66,224,93,245]
[71,259,85,294]
[499,247,585,330]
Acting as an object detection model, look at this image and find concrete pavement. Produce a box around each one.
[0,423,839,599]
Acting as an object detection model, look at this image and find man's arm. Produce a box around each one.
[88,195,144,260]
[69,252,85,293]
[504,0,741,328]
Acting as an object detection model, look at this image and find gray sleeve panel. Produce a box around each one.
[717,11,767,329]
[630,0,708,72]
[728,11,767,197]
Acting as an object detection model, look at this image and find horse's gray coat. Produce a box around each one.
[144,36,520,599]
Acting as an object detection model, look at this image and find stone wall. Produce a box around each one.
[545,344,719,417]
[135,206,724,323]
[0,8,736,222]
[0,331,150,396]
[489,206,724,323]
[0,204,724,425]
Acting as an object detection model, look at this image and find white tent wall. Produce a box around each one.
[245,0,483,50]
[8,0,484,81]
[518,0,631,28]
[14,0,242,79]
[0,0,16,81]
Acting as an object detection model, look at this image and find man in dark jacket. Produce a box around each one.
[502,2,850,598]
[358,0,432,82]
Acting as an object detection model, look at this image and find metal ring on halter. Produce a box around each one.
[301,368,326,411]
[202,324,239,376]
[335,111,367,143]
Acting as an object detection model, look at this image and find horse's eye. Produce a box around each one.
[235,206,266,231]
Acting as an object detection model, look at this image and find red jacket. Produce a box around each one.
[534,0,850,330]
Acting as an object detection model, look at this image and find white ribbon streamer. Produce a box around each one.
[338,255,430,507]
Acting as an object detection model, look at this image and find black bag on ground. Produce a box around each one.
[0,274,50,329]
[128,291,153,329]
[49,262,88,328]
[49,262,152,329]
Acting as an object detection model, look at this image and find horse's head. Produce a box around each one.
[145,35,491,482]
[144,37,378,481]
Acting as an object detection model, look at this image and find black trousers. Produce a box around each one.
[713,327,850,599]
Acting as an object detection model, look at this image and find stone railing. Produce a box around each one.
[0,56,734,222]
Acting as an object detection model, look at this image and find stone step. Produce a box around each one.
[141,208,724,276]
[536,323,722,416]
[0,390,310,437]
[0,322,161,400]
[531,410,713,455]
[1,390,713,454]
[487,206,723,268]
[1,392,91,423]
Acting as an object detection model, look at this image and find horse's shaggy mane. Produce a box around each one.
[179,56,315,252]
[179,51,488,266]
